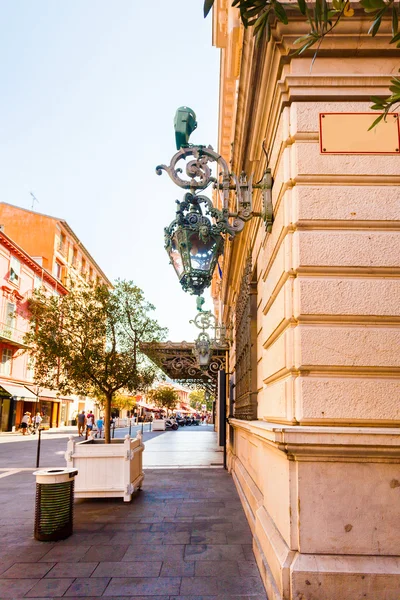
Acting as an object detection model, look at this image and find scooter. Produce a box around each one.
[176,416,185,427]
[165,418,179,431]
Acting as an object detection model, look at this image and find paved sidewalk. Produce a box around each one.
[0,428,265,599]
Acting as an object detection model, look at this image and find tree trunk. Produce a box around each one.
[104,393,112,444]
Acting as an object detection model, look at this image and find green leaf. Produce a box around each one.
[203,0,215,17]
[322,0,329,26]
[254,9,269,37]
[294,33,314,45]
[297,37,318,54]
[297,0,307,15]
[314,0,321,28]
[390,31,400,43]
[274,1,288,23]
[368,113,385,129]
[369,13,383,36]
[360,0,385,9]
[392,6,398,35]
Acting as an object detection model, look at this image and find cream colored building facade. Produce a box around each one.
[212,3,400,598]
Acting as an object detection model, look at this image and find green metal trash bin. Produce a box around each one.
[33,468,78,541]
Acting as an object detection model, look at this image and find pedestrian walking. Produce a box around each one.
[77,411,86,436]
[32,412,42,433]
[86,411,94,435]
[20,412,31,435]
[96,415,104,438]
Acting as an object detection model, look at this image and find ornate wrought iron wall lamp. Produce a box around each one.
[190,300,230,370]
[156,106,273,296]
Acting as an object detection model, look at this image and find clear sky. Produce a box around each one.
[0,0,220,341]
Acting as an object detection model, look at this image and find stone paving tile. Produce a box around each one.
[0,559,14,576]
[45,562,99,578]
[39,546,91,563]
[149,522,194,533]
[57,533,114,546]
[74,523,106,532]
[92,561,162,578]
[226,530,254,545]
[0,562,55,578]
[122,544,185,562]
[0,545,55,563]
[103,522,151,532]
[160,560,195,577]
[176,505,221,517]
[218,576,266,595]
[180,576,219,595]
[80,544,129,562]
[190,532,228,545]
[194,560,240,577]
[191,521,233,532]
[161,517,193,523]
[238,561,261,578]
[104,576,181,596]
[25,577,74,597]
[242,544,256,561]
[0,578,39,598]
[170,596,267,600]
[184,544,247,562]
[109,531,191,545]
[64,577,111,597]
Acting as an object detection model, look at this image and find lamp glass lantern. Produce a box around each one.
[165,194,225,296]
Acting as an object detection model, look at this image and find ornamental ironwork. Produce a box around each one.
[140,340,225,396]
[156,107,273,296]
[234,254,258,420]
[190,304,229,369]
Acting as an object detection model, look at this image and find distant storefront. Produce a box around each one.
[0,382,37,432]
[23,387,73,429]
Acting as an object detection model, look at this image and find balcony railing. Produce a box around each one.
[57,242,67,257]
[0,322,27,347]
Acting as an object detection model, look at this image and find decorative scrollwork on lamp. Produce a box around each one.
[190,302,230,370]
[157,107,274,296]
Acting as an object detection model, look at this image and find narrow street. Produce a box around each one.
[0,426,265,598]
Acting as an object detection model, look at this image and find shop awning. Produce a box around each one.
[0,383,37,401]
[25,387,74,402]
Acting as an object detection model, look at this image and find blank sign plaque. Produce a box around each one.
[319,113,400,154]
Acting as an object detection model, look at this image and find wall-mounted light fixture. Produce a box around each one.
[190,299,229,370]
[156,106,273,296]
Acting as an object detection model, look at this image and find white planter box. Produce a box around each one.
[65,433,144,502]
[152,419,166,431]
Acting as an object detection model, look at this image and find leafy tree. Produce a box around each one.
[25,281,166,443]
[111,394,137,413]
[204,0,400,123]
[147,385,179,413]
[189,389,213,411]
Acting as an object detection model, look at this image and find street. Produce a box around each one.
[0,426,264,599]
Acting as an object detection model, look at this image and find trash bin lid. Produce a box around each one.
[33,468,78,484]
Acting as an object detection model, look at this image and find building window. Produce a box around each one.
[26,357,35,381]
[53,261,62,280]
[34,275,42,289]
[0,349,13,376]
[9,256,21,285]
[72,247,77,268]
[81,258,87,279]
[5,303,15,333]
